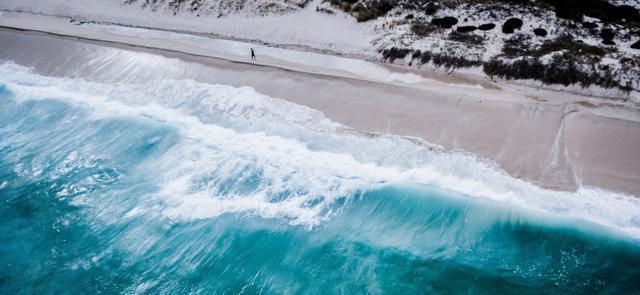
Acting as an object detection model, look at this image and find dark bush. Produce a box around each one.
[502,17,523,34]
[329,0,357,11]
[351,0,398,22]
[381,47,412,62]
[632,40,640,49]
[405,14,414,19]
[416,51,482,69]
[538,0,640,25]
[600,28,615,41]
[165,0,207,12]
[331,0,639,27]
[419,51,431,64]
[484,57,544,81]
[483,53,623,90]
[456,25,477,33]
[449,32,484,45]
[478,23,496,31]
[353,7,376,21]
[534,35,608,57]
[399,1,417,10]
[432,16,459,29]
[316,6,335,14]
[425,2,438,15]
[495,0,529,4]
[582,22,598,29]
[502,35,533,57]
[432,54,482,69]
[602,39,616,45]
[534,28,548,36]
[411,23,437,37]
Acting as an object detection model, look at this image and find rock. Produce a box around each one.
[534,28,548,37]
[432,17,459,29]
[502,17,523,34]
[632,40,640,49]
[456,26,477,33]
[478,23,496,31]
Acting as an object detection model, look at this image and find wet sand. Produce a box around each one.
[0,26,638,196]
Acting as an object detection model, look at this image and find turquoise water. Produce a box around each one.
[1,63,639,294]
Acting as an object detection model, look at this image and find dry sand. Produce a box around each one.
[0,24,638,197]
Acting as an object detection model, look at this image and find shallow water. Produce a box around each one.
[1,62,639,294]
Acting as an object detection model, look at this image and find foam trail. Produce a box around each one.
[1,62,639,235]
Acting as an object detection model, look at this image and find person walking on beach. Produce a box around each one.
[250,48,256,61]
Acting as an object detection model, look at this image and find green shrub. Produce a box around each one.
[483,53,626,90]
[381,47,412,62]
[501,35,534,57]
[348,0,397,22]
[533,35,610,57]
[432,16,459,29]
[449,32,484,45]
[416,51,482,69]
[411,23,437,37]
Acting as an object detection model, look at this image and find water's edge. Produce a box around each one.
[1,27,639,196]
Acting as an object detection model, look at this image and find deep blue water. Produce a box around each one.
[1,64,640,294]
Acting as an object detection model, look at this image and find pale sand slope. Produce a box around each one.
[0,23,638,196]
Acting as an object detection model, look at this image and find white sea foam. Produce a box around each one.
[1,62,639,237]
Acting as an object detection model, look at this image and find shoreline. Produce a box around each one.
[0,22,638,196]
[0,12,500,92]
[2,10,639,103]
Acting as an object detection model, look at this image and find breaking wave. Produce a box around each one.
[1,62,639,293]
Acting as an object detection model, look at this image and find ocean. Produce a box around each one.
[1,62,639,294]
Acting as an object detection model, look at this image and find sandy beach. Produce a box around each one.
[0,15,638,197]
